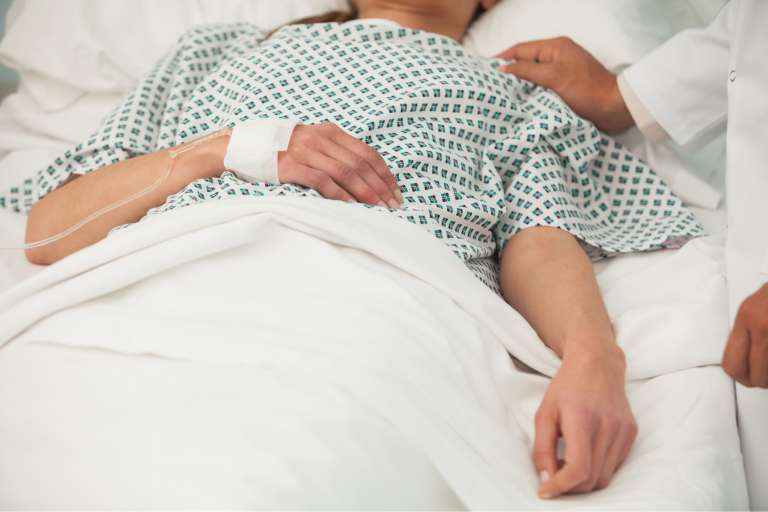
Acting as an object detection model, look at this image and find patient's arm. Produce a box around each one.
[25,132,232,265]
[25,123,400,265]
[499,226,637,498]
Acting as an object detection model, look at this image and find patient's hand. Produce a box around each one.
[278,123,402,208]
[496,38,634,134]
[534,348,637,499]
[723,283,768,388]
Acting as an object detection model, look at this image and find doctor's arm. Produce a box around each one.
[496,2,734,146]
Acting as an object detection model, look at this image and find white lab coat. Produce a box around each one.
[622,1,767,509]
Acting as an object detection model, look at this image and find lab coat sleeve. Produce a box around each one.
[620,2,736,148]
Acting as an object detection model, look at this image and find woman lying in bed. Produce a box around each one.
[5,0,703,500]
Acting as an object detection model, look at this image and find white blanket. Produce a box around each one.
[0,198,748,508]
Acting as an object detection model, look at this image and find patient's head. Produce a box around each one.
[284,0,497,41]
[354,0,498,40]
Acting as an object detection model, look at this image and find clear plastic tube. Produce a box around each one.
[1,129,231,251]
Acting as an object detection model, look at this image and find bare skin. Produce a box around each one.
[495,36,768,389]
[26,0,641,497]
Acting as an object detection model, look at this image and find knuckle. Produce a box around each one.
[337,165,356,181]
[571,466,591,486]
[350,155,367,170]
[532,447,550,462]
[360,190,380,204]
[321,122,339,134]
[738,299,758,320]
[307,172,329,189]
[602,415,621,432]
[595,476,611,490]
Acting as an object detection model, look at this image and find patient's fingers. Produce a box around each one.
[572,419,616,493]
[283,164,355,203]
[330,127,402,203]
[500,61,556,90]
[532,404,559,487]
[302,146,385,206]
[616,420,638,471]
[595,427,631,490]
[538,411,593,498]
[722,323,751,386]
[316,135,397,208]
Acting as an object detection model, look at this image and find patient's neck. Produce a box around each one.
[357,5,471,41]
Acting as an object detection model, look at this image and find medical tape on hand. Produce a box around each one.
[223,118,297,185]
[0,129,232,251]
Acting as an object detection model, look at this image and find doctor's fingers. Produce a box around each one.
[495,38,564,63]
[748,331,768,388]
[501,61,558,90]
[314,136,400,208]
[722,323,752,387]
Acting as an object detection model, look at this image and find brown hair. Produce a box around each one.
[266,2,358,38]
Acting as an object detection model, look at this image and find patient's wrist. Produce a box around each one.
[198,130,232,176]
[562,337,626,371]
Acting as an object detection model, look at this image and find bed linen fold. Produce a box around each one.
[0,197,745,509]
[0,197,727,380]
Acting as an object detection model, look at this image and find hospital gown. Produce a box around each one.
[0,21,703,293]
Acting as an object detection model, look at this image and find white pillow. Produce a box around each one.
[0,0,347,109]
[464,0,728,208]
[465,0,724,72]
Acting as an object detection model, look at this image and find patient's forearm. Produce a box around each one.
[499,226,621,361]
[25,132,231,265]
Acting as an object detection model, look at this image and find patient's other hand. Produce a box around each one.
[534,347,637,499]
[278,123,402,208]
[496,38,635,134]
[723,283,768,388]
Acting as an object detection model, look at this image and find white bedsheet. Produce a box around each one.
[0,196,748,509]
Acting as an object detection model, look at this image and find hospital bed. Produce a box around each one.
[0,0,762,509]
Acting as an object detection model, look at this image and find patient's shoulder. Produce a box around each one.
[174,23,268,49]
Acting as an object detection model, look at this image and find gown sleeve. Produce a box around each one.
[0,23,267,214]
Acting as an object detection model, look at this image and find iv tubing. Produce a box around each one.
[1,129,232,251]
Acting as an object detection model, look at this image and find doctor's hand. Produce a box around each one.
[277,123,402,208]
[723,283,768,388]
[534,349,637,499]
[496,38,635,134]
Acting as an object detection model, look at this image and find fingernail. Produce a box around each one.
[539,470,550,483]
[377,201,387,208]
[395,189,404,201]
[387,198,400,209]
[538,490,553,500]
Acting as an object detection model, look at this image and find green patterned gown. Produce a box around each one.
[0,20,703,293]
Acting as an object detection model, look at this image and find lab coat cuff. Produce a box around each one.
[617,73,670,144]
[224,119,297,185]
